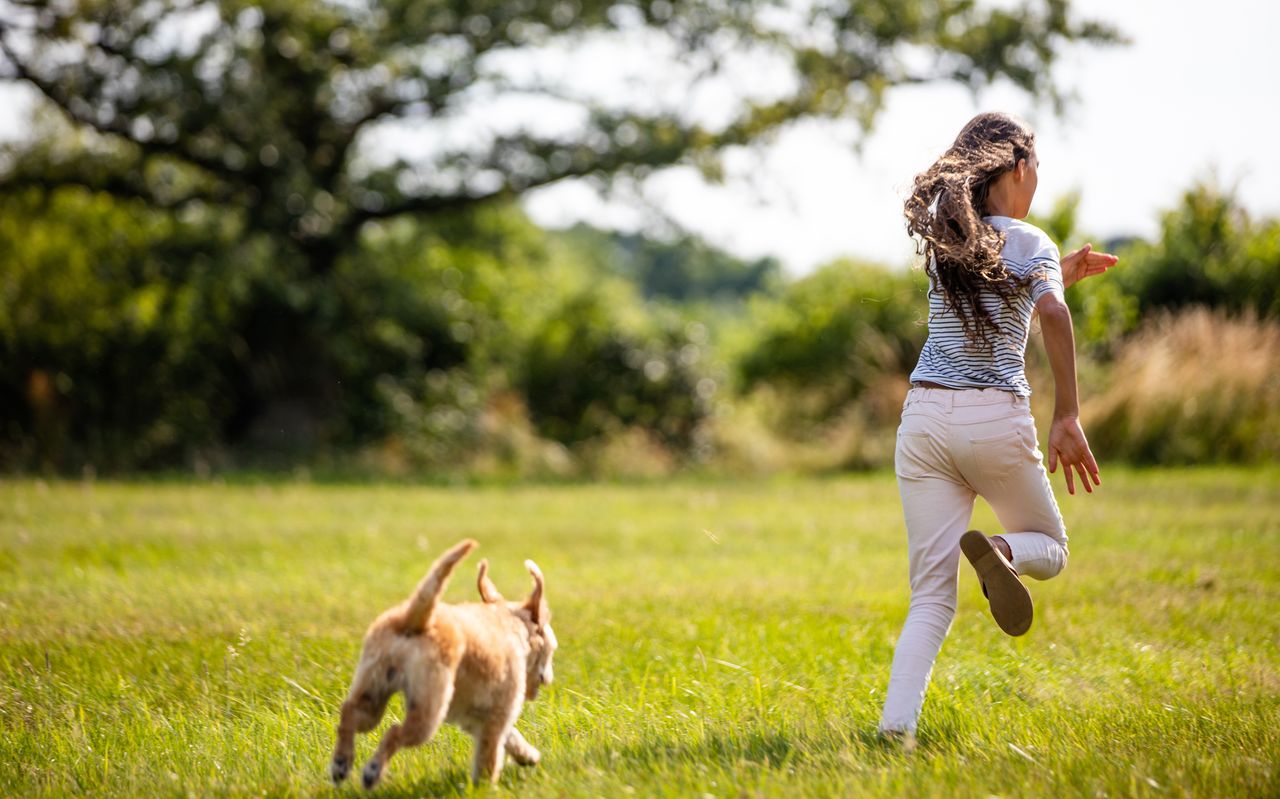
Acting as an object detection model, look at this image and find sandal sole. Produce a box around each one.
[960,530,1033,636]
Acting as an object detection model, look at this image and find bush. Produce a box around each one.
[1069,184,1280,355]
[1083,309,1280,464]
[698,260,927,471]
[326,207,549,447]
[1122,184,1280,318]
[519,288,714,455]
[0,187,245,471]
[708,372,911,473]
[737,259,926,425]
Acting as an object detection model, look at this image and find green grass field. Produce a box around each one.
[1,468,1277,797]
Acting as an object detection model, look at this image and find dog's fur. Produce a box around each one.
[329,539,558,789]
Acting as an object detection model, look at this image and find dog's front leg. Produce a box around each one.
[470,723,509,786]
[504,727,541,767]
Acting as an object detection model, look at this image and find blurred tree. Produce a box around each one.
[0,0,1119,464]
[553,223,781,303]
[0,1,1118,247]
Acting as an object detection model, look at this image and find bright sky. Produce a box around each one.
[525,0,1280,273]
[2,0,1276,275]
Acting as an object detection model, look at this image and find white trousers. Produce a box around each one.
[879,387,1069,734]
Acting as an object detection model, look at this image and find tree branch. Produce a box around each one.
[0,29,240,183]
[0,169,234,211]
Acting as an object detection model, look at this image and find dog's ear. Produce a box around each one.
[477,559,504,603]
[523,560,545,624]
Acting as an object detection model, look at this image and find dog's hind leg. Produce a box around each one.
[331,689,390,783]
[504,726,541,767]
[330,699,359,783]
[360,671,455,790]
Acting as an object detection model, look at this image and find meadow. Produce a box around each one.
[1,468,1277,798]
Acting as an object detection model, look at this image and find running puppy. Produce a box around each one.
[329,539,558,789]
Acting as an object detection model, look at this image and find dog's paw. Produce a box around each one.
[330,756,351,783]
[509,742,540,768]
[361,760,383,790]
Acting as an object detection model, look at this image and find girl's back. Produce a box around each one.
[911,216,1062,397]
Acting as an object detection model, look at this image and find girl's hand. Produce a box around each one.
[1061,243,1118,289]
[1048,416,1101,495]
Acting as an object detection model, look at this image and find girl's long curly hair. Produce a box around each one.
[905,112,1037,344]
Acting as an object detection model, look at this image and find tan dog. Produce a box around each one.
[329,539,557,789]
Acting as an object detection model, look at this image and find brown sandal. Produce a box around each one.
[960,530,1033,636]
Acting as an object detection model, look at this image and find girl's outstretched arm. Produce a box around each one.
[1060,243,1118,289]
[1037,292,1101,495]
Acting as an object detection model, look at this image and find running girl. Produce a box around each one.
[878,112,1117,743]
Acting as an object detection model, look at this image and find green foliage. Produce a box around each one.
[1068,184,1280,352]
[1117,183,1280,317]
[519,287,713,451]
[0,0,1118,470]
[328,206,553,446]
[342,207,719,463]
[0,182,729,472]
[1027,186,1280,466]
[738,260,927,412]
[0,187,245,469]
[553,224,782,303]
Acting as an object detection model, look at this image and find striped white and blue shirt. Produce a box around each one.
[909,216,1064,397]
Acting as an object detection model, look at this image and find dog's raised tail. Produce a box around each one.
[402,539,478,631]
